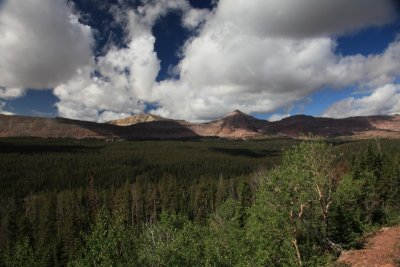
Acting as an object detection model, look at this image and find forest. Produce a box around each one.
[0,137,399,266]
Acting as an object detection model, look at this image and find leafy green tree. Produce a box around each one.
[138,212,206,267]
[246,139,338,266]
[239,180,253,227]
[205,198,248,266]
[245,177,298,266]
[70,209,138,267]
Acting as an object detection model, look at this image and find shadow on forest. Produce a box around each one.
[210,147,280,158]
[0,143,101,154]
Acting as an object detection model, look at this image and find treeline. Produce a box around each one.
[0,138,400,266]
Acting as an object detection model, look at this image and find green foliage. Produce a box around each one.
[2,238,42,267]
[328,174,364,248]
[329,142,400,248]
[0,138,292,264]
[246,139,338,266]
[70,209,138,267]
[0,138,293,198]
[205,198,248,266]
[1,138,400,266]
[246,179,298,266]
[138,213,206,267]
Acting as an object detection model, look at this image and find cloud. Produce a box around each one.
[149,0,400,121]
[0,88,25,99]
[0,100,14,115]
[327,39,400,88]
[60,0,399,122]
[55,99,132,122]
[268,113,291,122]
[182,8,209,29]
[136,0,210,29]
[214,0,395,38]
[2,0,400,122]
[53,30,158,122]
[97,110,132,122]
[53,0,211,121]
[323,84,400,118]
[53,9,161,121]
[0,0,93,89]
[136,0,188,25]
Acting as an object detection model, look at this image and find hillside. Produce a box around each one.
[1,111,400,139]
[0,114,198,140]
[107,114,170,126]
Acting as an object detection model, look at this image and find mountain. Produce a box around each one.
[0,115,111,139]
[263,114,400,138]
[262,115,373,138]
[0,114,198,140]
[1,111,400,140]
[108,114,170,126]
[187,110,268,138]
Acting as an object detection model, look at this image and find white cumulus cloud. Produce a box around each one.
[0,100,14,115]
[149,0,400,120]
[268,113,291,122]
[0,0,93,90]
[52,0,212,121]
[214,0,395,38]
[0,88,25,99]
[53,10,160,121]
[182,8,209,29]
[1,0,400,122]
[323,84,400,118]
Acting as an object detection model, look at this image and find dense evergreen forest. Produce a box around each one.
[0,137,399,266]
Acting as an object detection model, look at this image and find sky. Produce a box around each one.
[1,0,400,122]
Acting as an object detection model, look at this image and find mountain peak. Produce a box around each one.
[226,109,247,117]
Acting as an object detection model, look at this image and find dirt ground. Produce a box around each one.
[337,226,400,267]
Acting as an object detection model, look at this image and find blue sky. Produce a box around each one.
[1,0,400,121]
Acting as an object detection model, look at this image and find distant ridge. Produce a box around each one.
[1,111,400,140]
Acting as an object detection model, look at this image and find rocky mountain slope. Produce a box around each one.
[1,111,400,140]
[0,115,198,139]
[108,114,170,126]
[187,110,268,138]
